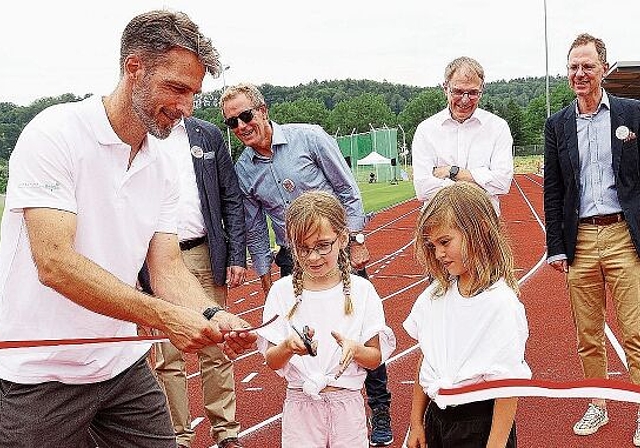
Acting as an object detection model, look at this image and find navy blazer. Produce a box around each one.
[184,117,246,286]
[544,93,640,264]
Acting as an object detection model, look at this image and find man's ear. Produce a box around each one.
[124,54,144,81]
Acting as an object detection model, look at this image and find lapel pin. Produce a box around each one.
[190,145,204,158]
[616,126,630,141]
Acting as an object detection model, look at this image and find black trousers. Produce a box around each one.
[425,399,517,448]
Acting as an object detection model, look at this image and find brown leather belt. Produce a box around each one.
[579,212,625,226]
[179,236,207,251]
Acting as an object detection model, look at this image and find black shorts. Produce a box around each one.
[425,399,517,448]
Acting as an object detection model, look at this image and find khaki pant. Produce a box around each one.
[568,221,640,384]
[155,242,239,446]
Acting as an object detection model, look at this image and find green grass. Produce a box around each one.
[359,180,416,213]
[514,155,543,174]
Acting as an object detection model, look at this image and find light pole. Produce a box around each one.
[398,124,408,171]
[544,0,551,118]
[220,64,232,153]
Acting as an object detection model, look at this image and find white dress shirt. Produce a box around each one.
[412,107,514,213]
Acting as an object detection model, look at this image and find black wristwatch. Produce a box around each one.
[449,165,460,180]
[203,306,224,321]
[349,233,365,244]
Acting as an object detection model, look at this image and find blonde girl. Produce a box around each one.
[256,191,395,448]
[404,182,531,448]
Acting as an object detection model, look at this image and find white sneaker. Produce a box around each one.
[573,403,609,436]
[633,414,640,446]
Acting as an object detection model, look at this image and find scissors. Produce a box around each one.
[290,324,317,356]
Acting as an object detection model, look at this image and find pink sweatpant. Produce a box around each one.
[281,388,368,448]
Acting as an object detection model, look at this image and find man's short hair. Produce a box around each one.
[443,56,485,87]
[568,33,607,66]
[220,83,266,114]
[119,10,220,78]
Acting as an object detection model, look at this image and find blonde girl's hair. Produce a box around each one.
[414,182,519,297]
[285,191,353,319]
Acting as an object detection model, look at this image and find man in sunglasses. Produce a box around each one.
[412,56,514,214]
[220,83,394,446]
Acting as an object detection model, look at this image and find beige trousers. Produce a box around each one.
[155,242,239,446]
[568,221,640,384]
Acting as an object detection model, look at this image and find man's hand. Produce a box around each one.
[216,312,257,359]
[549,259,568,273]
[226,265,247,288]
[349,242,370,270]
[432,166,451,180]
[160,306,225,353]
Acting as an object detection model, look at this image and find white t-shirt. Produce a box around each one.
[150,120,206,242]
[403,278,531,409]
[0,95,179,384]
[411,107,514,213]
[257,275,396,398]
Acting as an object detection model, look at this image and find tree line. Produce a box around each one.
[0,76,576,192]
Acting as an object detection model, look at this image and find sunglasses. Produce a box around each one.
[224,108,257,129]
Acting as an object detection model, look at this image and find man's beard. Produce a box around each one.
[131,79,174,140]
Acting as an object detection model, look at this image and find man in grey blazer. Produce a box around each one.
[141,116,247,448]
[544,33,640,446]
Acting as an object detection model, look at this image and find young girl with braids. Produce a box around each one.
[404,182,531,448]
[256,190,396,448]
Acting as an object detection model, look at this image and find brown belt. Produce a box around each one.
[179,236,207,251]
[579,212,625,226]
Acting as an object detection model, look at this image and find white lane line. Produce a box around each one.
[186,371,201,380]
[242,372,258,383]
[190,416,204,429]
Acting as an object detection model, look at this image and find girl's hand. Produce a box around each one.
[406,424,427,448]
[331,330,357,378]
[287,326,317,356]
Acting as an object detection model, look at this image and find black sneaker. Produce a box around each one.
[369,406,393,446]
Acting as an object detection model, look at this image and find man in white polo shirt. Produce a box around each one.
[0,10,255,448]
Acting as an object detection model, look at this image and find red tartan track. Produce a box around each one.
[180,174,635,448]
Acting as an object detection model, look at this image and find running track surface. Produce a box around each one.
[178,174,634,448]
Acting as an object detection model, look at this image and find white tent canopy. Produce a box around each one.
[356,151,391,165]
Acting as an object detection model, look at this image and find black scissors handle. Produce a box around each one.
[290,324,317,356]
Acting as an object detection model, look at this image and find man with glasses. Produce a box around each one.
[0,10,256,448]
[412,56,514,214]
[220,83,394,446]
[544,33,640,445]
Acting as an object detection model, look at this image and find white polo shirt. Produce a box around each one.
[0,95,179,384]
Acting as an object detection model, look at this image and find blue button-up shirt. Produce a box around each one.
[234,121,366,276]
[575,92,622,218]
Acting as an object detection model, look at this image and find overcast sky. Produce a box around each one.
[2,1,639,106]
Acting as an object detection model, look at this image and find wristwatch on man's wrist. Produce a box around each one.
[449,165,460,180]
[349,233,365,245]
[202,306,224,321]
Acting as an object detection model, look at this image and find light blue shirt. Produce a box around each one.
[575,92,621,219]
[548,91,622,264]
[234,121,366,276]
